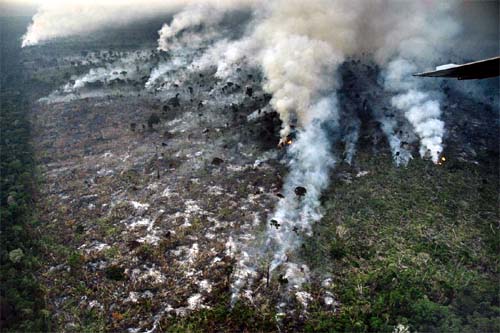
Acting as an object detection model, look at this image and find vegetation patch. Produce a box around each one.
[0,17,49,332]
[301,153,499,332]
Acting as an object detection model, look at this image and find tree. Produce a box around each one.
[147,113,160,129]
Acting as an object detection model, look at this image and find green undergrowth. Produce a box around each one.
[302,153,499,332]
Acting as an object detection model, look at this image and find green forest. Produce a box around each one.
[0,17,48,332]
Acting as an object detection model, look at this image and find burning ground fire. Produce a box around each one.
[278,135,293,148]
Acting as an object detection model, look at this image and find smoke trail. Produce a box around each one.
[215,0,358,305]
[21,0,259,47]
[62,50,156,93]
[342,116,360,165]
[230,95,340,305]
[380,117,413,167]
[387,64,445,163]
[157,4,227,52]
[266,95,339,271]
[371,1,460,164]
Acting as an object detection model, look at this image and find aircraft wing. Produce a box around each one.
[413,56,500,80]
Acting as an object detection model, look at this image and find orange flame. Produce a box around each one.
[278,137,293,148]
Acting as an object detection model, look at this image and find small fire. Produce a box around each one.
[437,155,446,166]
[278,136,293,148]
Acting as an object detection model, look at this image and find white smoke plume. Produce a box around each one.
[157,4,227,52]
[368,1,460,164]
[21,0,259,47]
[62,50,155,93]
[375,105,414,167]
[190,38,257,79]
[230,95,340,305]
[266,95,339,271]
[380,57,448,163]
[341,116,361,166]
[388,65,446,163]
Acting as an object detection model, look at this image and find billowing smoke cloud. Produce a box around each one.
[21,0,259,47]
[157,4,227,52]
[369,1,459,164]
[266,96,339,270]
[169,0,359,158]
[230,95,340,307]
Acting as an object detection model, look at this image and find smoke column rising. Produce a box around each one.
[266,96,339,270]
[21,0,259,47]
[157,4,232,52]
[212,0,359,305]
[370,1,460,163]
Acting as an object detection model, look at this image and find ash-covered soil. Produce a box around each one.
[30,55,288,331]
[21,33,499,332]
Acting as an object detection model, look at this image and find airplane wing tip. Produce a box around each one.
[413,56,500,80]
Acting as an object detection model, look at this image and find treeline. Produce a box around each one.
[0,17,49,331]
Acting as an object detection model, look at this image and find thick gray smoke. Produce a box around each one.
[230,96,339,308]
[371,1,459,163]
[21,0,258,47]
[266,96,339,270]
[157,4,227,52]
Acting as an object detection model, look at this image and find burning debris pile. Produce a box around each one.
[18,0,499,330]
